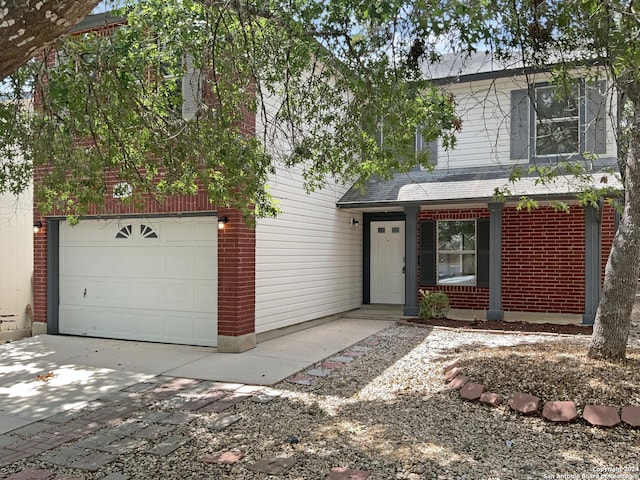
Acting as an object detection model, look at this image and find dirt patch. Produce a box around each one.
[406,317,593,335]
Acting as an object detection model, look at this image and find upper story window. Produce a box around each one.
[374,118,438,169]
[156,41,201,121]
[534,84,579,156]
[511,79,607,162]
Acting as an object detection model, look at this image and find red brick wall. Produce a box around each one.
[217,209,256,337]
[418,208,490,309]
[33,222,48,324]
[33,192,256,338]
[417,205,607,315]
[502,206,585,313]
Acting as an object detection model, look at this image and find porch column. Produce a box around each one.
[403,205,420,316]
[487,202,504,321]
[584,204,601,325]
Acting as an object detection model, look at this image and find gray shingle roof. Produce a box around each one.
[423,52,525,82]
[337,160,621,208]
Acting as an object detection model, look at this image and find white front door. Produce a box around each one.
[370,220,405,304]
[58,216,218,346]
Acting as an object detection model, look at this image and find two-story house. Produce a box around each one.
[338,52,620,326]
[31,12,363,352]
[32,15,618,352]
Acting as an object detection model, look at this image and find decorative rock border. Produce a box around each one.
[443,360,639,428]
[287,342,378,386]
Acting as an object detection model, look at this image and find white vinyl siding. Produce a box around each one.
[255,90,362,333]
[255,164,362,332]
[434,77,517,169]
[431,75,614,169]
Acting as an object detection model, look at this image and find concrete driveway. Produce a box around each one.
[0,317,393,434]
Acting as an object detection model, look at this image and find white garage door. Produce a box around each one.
[59,216,218,346]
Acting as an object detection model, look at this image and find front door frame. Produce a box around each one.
[363,212,406,304]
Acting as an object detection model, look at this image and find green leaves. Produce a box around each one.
[1,0,478,218]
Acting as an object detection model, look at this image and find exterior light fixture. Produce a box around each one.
[351,218,360,228]
[218,216,228,230]
[33,221,43,234]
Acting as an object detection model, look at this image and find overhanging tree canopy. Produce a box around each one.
[2,0,470,218]
[3,0,640,361]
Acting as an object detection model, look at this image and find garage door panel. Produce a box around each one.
[136,312,161,338]
[194,253,216,277]
[194,222,216,242]
[164,283,192,306]
[107,311,139,336]
[138,253,165,276]
[162,221,192,242]
[62,247,135,276]
[110,281,138,305]
[59,306,112,334]
[192,314,217,343]
[194,285,216,309]
[165,314,193,339]
[166,255,195,276]
[138,282,164,306]
[59,217,218,347]
[60,279,110,306]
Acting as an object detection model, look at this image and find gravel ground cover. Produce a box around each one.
[1,318,640,480]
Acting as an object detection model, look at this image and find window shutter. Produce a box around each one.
[419,220,436,286]
[510,89,530,161]
[413,130,438,170]
[476,218,490,288]
[585,80,607,155]
[182,54,201,120]
[428,139,438,166]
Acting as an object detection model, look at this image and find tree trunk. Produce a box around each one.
[0,0,100,81]
[588,96,640,361]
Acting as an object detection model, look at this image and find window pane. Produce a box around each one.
[536,86,578,119]
[536,119,579,155]
[438,221,476,251]
[438,253,476,285]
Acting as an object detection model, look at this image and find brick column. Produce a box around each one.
[32,216,49,335]
[217,210,256,352]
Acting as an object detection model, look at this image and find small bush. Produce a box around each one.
[418,289,450,319]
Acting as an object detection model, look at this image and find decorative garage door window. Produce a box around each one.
[115,225,133,239]
[140,224,158,238]
[437,220,476,285]
[115,224,158,239]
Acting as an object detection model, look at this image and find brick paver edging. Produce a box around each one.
[287,340,378,386]
[443,359,640,428]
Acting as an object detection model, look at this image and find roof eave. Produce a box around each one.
[336,192,600,209]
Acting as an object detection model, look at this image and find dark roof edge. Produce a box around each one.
[431,58,602,85]
[432,66,546,85]
[71,12,126,33]
[336,193,594,209]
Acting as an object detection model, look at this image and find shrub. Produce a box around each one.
[418,289,450,319]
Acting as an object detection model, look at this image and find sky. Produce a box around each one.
[92,1,130,14]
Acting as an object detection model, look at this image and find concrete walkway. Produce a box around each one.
[0,317,393,434]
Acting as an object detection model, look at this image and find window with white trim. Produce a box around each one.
[437,220,476,285]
